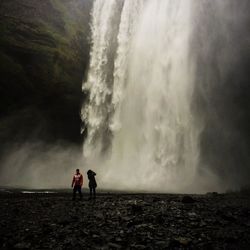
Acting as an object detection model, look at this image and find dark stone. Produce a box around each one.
[131,204,143,214]
[14,242,31,249]
[1,192,250,249]
[182,195,195,203]
[108,242,122,249]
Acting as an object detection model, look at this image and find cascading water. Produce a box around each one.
[82,0,123,158]
[82,0,199,192]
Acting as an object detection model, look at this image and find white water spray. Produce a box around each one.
[82,0,200,192]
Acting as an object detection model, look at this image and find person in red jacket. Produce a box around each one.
[71,169,83,200]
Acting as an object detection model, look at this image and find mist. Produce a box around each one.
[82,0,250,193]
[0,142,85,189]
[191,0,250,191]
[0,0,249,193]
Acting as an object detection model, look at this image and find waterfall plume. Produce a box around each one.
[82,0,250,193]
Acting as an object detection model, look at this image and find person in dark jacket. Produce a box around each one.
[87,169,97,200]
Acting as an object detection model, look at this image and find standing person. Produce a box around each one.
[87,170,97,200]
[71,169,83,200]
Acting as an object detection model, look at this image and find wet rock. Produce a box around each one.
[177,237,192,246]
[182,195,195,203]
[169,237,192,248]
[14,242,31,249]
[206,192,218,196]
[199,220,207,227]
[122,216,133,222]
[168,239,180,248]
[155,240,167,247]
[152,197,161,202]
[108,242,122,249]
[58,219,71,226]
[155,214,165,224]
[127,219,141,228]
[95,212,105,220]
[131,204,143,214]
[131,244,147,249]
[1,192,250,249]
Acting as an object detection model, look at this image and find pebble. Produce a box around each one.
[0,192,250,249]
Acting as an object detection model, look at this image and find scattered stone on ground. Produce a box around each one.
[0,191,250,249]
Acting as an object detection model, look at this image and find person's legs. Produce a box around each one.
[73,186,77,200]
[93,187,96,199]
[89,187,93,200]
[78,186,82,199]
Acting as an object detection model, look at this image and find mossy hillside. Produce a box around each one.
[0,0,92,147]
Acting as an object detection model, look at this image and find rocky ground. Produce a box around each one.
[0,190,250,249]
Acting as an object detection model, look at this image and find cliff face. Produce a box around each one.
[0,0,92,150]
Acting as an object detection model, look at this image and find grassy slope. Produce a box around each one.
[0,0,92,148]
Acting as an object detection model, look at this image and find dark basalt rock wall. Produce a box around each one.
[0,0,92,153]
[190,1,250,188]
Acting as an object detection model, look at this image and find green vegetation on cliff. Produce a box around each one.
[0,0,92,149]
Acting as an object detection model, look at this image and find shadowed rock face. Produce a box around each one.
[190,0,250,189]
[0,0,92,152]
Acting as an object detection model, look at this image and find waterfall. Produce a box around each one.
[82,0,123,158]
[82,0,200,192]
